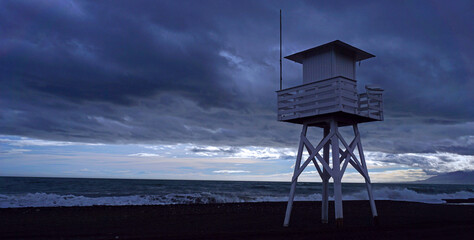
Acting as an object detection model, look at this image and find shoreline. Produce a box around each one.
[2,197,474,209]
[1,200,473,239]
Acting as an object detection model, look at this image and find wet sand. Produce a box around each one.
[1,200,473,239]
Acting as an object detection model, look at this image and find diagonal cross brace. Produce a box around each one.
[302,134,334,177]
[304,137,332,178]
[336,131,363,172]
[292,131,334,181]
[337,133,360,176]
[303,135,335,177]
[303,142,324,178]
[349,160,369,181]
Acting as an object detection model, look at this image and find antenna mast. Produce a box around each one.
[280,9,282,90]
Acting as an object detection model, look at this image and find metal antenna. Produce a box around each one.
[280,9,282,90]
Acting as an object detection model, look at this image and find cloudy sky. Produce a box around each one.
[1,0,473,182]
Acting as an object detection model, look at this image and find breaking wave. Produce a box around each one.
[1,187,473,208]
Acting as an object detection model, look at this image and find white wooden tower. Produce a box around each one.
[278,40,383,227]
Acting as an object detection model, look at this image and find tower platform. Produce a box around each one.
[277,76,383,126]
[281,111,380,128]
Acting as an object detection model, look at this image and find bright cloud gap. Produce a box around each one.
[1,135,473,181]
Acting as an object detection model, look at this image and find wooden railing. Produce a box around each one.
[277,77,358,121]
[358,86,384,120]
[277,77,383,121]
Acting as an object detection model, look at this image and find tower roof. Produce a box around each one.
[285,40,375,64]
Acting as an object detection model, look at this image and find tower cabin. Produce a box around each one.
[277,40,383,127]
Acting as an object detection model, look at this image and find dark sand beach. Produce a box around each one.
[1,200,473,239]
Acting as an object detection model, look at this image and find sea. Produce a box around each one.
[1,176,473,208]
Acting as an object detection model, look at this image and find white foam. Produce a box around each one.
[1,187,473,208]
[367,187,474,204]
[0,192,251,208]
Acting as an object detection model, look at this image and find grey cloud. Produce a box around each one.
[189,146,239,154]
[367,151,474,175]
[0,0,473,161]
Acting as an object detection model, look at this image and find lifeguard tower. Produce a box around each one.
[278,40,383,227]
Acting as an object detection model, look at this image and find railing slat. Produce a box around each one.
[277,77,383,122]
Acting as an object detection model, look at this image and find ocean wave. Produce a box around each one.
[1,187,473,208]
[0,192,245,208]
[345,187,474,203]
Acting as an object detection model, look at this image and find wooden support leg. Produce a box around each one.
[334,178,343,228]
[321,127,330,224]
[366,180,378,223]
[321,179,329,223]
[284,178,297,227]
[353,124,378,224]
[331,120,343,227]
[283,125,307,227]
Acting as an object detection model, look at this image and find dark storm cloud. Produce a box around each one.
[189,146,239,155]
[1,0,473,158]
[0,0,245,108]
